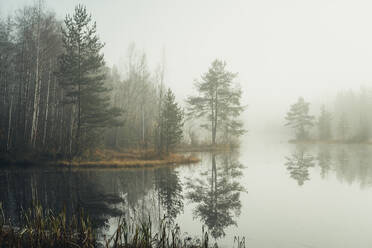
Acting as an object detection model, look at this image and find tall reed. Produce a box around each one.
[0,204,245,248]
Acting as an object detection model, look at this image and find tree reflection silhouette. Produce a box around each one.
[154,167,184,222]
[285,146,315,186]
[186,153,245,239]
[0,169,125,229]
[317,145,332,178]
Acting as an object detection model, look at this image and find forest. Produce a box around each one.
[0,3,249,246]
[285,88,372,143]
[0,3,245,165]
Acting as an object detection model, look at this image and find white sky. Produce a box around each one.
[2,0,372,132]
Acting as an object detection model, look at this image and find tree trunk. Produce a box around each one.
[76,42,81,154]
[30,2,42,148]
[212,89,218,146]
[6,96,13,151]
[43,61,51,147]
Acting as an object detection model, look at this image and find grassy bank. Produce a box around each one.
[175,144,239,152]
[0,149,200,168]
[0,203,245,248]
[57,149,200,168]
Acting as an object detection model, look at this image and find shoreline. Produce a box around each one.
[175,144,239,152]
[0,145,241,168]
[55,153,200,168]
[288,139,372,145]
[0,150,200,168]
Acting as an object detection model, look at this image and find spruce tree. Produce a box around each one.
[317,105,332,141]
[57,5,121,155]
[338,112,349,141]
[161,88,184,154]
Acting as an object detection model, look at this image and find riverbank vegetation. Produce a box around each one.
[0,203,245,248]
[57,149,199,168]
[0,2,245,166]
[0,148,199,168]
[285,88,372,144]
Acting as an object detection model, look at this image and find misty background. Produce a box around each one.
[2,0,372,138]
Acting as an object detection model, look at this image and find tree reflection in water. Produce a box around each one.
[186,153,245,239]
[0,166,188,240]
[154,167,184,223]
[317,145,332,178]
[0,169,125,230]
[284,145,372,188]
[285,146,315,186]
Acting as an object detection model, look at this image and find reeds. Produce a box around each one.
[0,204,245,248]
[0,203,95,248]
[103,217,212,248]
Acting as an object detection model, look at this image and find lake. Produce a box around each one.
[1,139,372,248]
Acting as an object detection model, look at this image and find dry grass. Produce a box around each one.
[57,149,200,168]
[0,203,95,248]
[175,144,237,152]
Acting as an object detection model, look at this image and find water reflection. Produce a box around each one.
[154,167,184,222]
[0,170,127,231]
[284,144,372,188]
[186,153,245,239]
[317,145,332,178]
[285,146,315,186]
[0,165,193,240]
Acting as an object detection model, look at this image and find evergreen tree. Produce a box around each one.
[160,88,184,154]
[338,112,349,141]
[186,60,245,145]
[317,105,332,141]
[57,5,121,155]
[285,97,315,141]
[354,115,370,142]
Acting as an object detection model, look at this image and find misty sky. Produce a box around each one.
[2,0,372,133]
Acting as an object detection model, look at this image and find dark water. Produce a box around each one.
[1,141,372,247]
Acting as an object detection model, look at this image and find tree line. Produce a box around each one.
[0,3,245,159]
[285,87,372,142]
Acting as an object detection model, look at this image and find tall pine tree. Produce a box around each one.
[187,60,245,145]
[57,5,121,155]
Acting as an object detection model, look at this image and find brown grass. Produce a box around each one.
[175,144,237,152]
[57,149,200,168]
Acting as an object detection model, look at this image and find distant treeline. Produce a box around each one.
[0,2,245,159]
[285,88,372,142]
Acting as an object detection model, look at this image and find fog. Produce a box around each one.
[3,0,372,136]
[3,1,372,247]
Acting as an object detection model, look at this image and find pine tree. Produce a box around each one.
[338,112,349,141]
[161,88,184,154]
[57,5,121,155]
[186,60,245,145]
[317,105,332,141]
[285,97,315,141]
[354,115,370,142]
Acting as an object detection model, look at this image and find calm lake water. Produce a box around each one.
[1,139,372,247]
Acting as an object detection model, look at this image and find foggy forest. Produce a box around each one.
[1,0,372,247]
